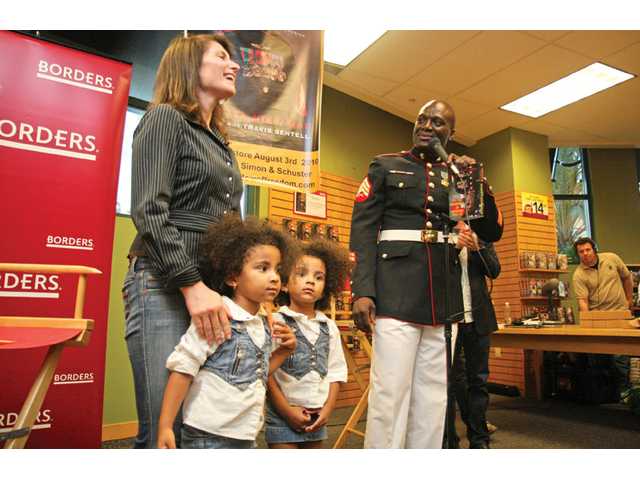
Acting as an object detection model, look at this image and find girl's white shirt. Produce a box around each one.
[166,296,268,440]
[271,305,348,409]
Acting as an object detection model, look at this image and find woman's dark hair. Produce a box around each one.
[200,215,296,297]
[277,237,351,310]
[151,33,235,139]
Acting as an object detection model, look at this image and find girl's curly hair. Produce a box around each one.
[199,215,297,297]
[277,237,351,310]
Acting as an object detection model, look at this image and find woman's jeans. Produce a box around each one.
[123,257,190,448]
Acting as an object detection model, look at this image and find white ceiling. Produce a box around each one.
[323,30,640,148]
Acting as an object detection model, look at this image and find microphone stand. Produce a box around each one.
[421,142,463,448]
[441,216,458,449]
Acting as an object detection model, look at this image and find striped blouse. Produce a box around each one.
[129,104,243,289]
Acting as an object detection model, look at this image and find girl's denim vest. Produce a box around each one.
[280,313,329,380]
[202,318,272,391]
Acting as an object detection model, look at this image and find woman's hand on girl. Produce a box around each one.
[180,281,232,344]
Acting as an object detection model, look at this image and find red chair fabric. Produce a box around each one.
[0,327,82,350]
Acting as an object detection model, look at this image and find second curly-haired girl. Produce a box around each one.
[266,238,352,448]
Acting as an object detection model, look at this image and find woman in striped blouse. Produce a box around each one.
[123,33,242,448]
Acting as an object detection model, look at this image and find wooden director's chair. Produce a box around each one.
[333,318,372,449]
[0,263,101,449]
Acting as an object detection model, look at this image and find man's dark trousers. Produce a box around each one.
[452,322,491,448]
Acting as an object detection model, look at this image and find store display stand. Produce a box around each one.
[332,318,372,449]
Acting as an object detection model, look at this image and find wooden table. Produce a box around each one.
[492,325,640,356]
[491,325,640,399]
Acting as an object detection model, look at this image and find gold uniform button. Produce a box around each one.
[426,221,433,228]
[427,163,432,168]
[427,195,434,202]
[429,171,435,177]
[398,181,405,188]
[382,253,388,259]
[427,208,432,214]
[429,182,435,188]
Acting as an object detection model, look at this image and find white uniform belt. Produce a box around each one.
[379,229,457,244]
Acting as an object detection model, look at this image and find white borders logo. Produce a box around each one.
[0,273,61,299]
[46,235,94,251]
[0,119,97,161]
[37,60,114,95]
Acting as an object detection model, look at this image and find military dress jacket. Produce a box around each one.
[349,150,503,326]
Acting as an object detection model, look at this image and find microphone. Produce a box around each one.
[428,137,461,177]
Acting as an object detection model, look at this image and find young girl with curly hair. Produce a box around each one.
[266,238,351,448]
[157,215,297,449]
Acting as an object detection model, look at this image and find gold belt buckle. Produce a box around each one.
[421,229,438,243]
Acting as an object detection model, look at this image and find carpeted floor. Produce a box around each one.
[102,394,640,449]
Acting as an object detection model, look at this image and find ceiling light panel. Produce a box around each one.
[501,62,635,118]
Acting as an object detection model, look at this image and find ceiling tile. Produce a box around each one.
[323,71,414,123]
[522,30,572,42]
[456,109,529,143]
[550,132,618,147]
[605,41,640,75]
[406,31,546,95]
[457,45,592,106]
[554,31,640,59]
[543,77,640,134]
[519,119,613,146]
[443,96,494,126]
[383,84,449,116]
[346,30,480,83]
[336,69,399,96]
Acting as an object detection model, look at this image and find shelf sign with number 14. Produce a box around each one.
[521,192,549,220]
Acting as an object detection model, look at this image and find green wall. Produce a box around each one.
[320,87,413,178]
[468,128,514,193]
[103,216,137,426]
[102,86,418,427]
[560,148,640,316]
[511,129,553,195]
[588,148,640,263]
[468,127,551,195]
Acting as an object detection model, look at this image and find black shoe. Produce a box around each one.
[470,442,490,449]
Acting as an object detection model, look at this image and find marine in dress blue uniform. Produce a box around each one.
[349,100,503,448]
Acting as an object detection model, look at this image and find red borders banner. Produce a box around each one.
[0,32,131,447]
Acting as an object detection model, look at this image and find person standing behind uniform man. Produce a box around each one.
[123,34,242,448]
[349,99,503,449]
[450,223,501,449]
[572,237,633,400]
